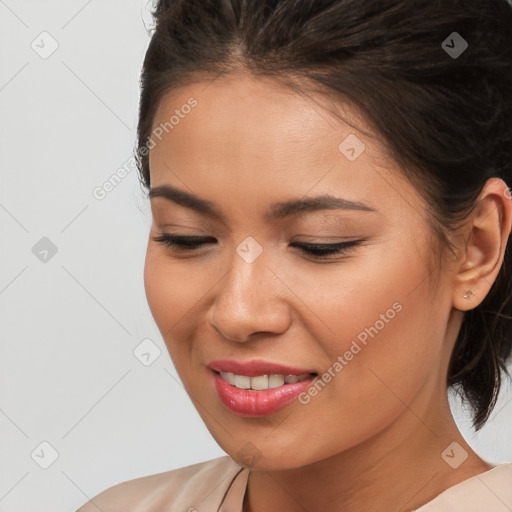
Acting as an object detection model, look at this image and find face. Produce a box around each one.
[144,71,455,470]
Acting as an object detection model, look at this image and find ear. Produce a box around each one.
[452,178,512,312]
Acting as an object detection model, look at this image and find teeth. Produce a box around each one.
[219,372,310,390]
[284,374,301,384]
[234,374,251,389]
[251,375,269,390]
[269,374,285,388]
[220,371,236,385]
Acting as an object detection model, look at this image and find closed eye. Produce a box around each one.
[152,233,362,259]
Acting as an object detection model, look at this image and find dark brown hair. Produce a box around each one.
[135,0,512,431]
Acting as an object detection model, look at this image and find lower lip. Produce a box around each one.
[210,370,317,417]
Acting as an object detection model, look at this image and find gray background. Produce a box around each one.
[1,1,511,511]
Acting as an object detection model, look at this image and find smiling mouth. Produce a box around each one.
[214,370,318,391]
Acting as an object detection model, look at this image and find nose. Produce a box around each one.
[208,248,292,343]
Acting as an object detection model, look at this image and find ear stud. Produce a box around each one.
[463,290,474,300]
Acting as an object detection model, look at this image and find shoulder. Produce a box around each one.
[76,455,244,512]
[415,463,512,511]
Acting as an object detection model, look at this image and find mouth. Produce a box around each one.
[215,370,316,390]
[207,360,318,417]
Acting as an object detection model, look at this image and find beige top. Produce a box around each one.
[76,456,512,512]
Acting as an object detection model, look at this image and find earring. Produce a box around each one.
[463,290,474,300]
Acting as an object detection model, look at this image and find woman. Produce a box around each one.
[78,0,512,510]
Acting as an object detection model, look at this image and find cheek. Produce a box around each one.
[143,245,224,371]
[143,247,199,347]
[318,235,443,358]
[324,259,446,405]
[288,241,447,410]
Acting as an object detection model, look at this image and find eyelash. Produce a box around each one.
[152,233,361,259]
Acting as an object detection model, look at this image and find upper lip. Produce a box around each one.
[207,359,317,377]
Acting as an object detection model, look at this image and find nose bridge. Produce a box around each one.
[209,236,290,341]
[220,237,271,318]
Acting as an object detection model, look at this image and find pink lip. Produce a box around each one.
[206,359,318,417]
[207,359,316,377]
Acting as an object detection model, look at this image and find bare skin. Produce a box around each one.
[144,71,512,512]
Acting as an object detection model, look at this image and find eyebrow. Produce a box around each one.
[148,184,377,221]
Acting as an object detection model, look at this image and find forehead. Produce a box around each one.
[148,71,421,218]
[153,72,370,156]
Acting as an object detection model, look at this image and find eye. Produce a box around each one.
[153,233,361,259]
[152,234,215,253]
[289,241,361,258]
